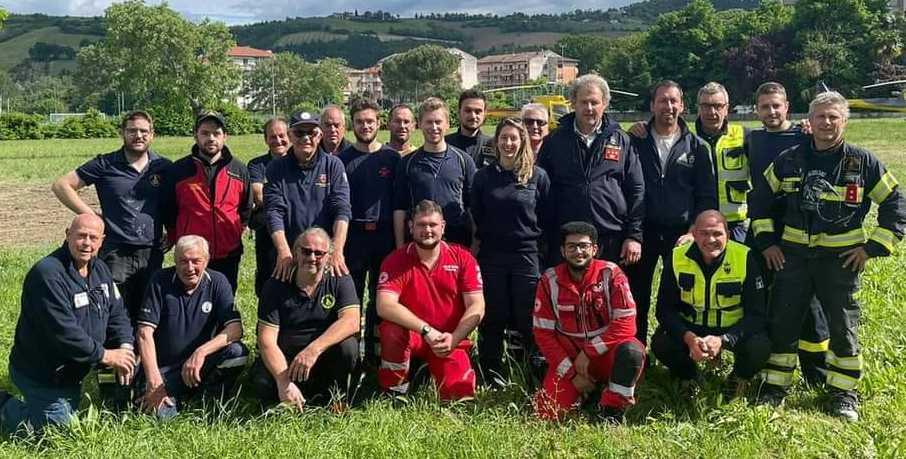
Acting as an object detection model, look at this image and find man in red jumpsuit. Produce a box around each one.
[533,221,646,422]
[376,200,485,401]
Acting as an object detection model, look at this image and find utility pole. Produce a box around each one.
[271,61,277,117]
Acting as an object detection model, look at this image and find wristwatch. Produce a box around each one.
[420,324,432,337]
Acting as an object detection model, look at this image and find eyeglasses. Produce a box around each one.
[564,242,594,252]
[523,119,548,127]
[698,103,728,111]
[299,247,328,259]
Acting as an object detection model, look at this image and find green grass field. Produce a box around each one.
[0,120,904,457]
[0,26,96,72]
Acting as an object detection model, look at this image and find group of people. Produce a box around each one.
[1,73,903,434]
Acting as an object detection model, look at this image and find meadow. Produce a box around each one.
[0,119,904,457]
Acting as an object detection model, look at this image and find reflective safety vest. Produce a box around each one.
[671,240,749,329]
[714,124,749,222]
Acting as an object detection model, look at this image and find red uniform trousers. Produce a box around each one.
[377,321,476,401]
[534,334,645,420]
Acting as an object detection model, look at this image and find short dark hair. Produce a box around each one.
[390,103,414,119]
[120,110,154,131]
[458,89,486,108]
[560,221,598,246]
[754,82,788,105]
[650,80,684,102]
[411,199,444,219]
[263,117,287,139]
[349,98,381,119]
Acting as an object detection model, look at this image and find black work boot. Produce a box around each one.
[595,406,626,425]
[827,390,859,422]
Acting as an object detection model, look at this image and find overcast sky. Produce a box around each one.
[4,0,634,24]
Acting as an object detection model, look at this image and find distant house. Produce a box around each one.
[345,66,384,100]
[228,46,273,108]
[446,48,478,90]
[477,50,579,90]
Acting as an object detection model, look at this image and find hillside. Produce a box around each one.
[0,0,762,73]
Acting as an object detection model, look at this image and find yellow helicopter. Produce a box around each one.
[847,80,906,113]
[484,83,638,129]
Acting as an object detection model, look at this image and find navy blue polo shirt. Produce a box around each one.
[76,149,172,247]
[471,165,551,253]
[445,131,495,168]
[136,267,241,368]
[258,273,359,351]
[248,151,278,232]
[338,144,401,224]
[392,146,476,228]
[264,149,352,244]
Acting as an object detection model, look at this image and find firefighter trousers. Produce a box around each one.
[763,246,862,393]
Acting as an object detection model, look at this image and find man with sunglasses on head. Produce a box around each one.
[251,228,360,410]
[264,111,352,282]
[537,74,645,267]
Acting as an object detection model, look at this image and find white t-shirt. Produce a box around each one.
[654,130,681,168]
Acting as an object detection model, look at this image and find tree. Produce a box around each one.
[75,0,240,115]
[644,0,728,103]
[557,34,611,75]
[381,45,460,102]
[242,52,347,114]
[597,33,653,111]
[0,9,7,30]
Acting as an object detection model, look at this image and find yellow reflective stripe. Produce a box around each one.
[782,226,866,248]
[827,351,863,371]
[763,369,794,387]
[868,227,898,253]
[764,164,782,193]
[798,339,829,353]
[97,373,116,384]
[819,186,863,203]
[752,218,775,236]
[868,171,899,204]
[768,353,797,367]
[827,371,859,390]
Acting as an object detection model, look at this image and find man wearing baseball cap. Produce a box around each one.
[264,110,352,284]
[161,111,252,292]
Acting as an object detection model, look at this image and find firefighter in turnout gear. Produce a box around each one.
[749,91,906,421]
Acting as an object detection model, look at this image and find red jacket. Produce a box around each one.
[162,146,251,260]
[533,259,637,381]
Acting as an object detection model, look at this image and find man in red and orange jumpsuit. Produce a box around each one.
[376,200,485,401]
[533,221,646,422]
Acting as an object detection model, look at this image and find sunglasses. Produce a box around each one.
[299,247,328,259]
[523,118,548,127]
[292,128,319,139]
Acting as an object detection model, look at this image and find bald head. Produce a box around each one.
[692,210,728,264]
[320,105,346,153]
[66,214,105,268]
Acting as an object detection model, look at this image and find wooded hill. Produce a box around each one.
[0,0,760,72]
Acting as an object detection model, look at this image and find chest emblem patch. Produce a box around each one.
[321,294,336,309]
[201,301,213,313]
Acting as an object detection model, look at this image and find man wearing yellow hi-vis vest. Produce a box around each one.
[695,82,750,243]
[749,91,906,422]
[651,210,770,396]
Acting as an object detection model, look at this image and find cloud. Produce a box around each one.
[5,0,632,24]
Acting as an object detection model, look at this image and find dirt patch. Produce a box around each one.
[0,182,98,247]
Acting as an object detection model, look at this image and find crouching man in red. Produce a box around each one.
[533,221,646,422]
[376,200,485,401]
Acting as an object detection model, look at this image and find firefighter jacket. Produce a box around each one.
[749,141,906,257]
[533,259,637,381]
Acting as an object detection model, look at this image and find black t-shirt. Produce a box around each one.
[338,145,402,224]
[136,268,241,368]
[258,273,359,352]
[445,130,495,168]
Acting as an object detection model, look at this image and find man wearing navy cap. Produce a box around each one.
[264,110,352,282]
[161,112,252,292]
[52,110,172,320]
[135,235,248,419]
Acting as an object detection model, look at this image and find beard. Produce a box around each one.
[355,131,377,144]
[414,238,440,250]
